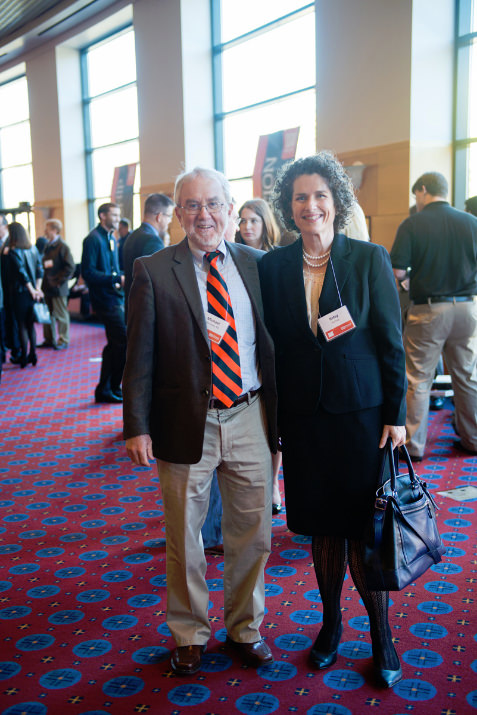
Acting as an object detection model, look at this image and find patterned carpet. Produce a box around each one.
[0,322,476,715]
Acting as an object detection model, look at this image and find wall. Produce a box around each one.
[315,0,454,250]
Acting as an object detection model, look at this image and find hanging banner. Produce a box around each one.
[252,128,299,202]
[111,163,136,222]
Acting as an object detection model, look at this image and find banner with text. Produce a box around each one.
[252,128,299,203]
[111,164,136,223]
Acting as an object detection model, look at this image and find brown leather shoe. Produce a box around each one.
[170,644,206,675]
[226,636,273,667]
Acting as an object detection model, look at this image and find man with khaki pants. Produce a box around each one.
[40,219,75,350]
[122,167,277,675]
[391,171,477,459]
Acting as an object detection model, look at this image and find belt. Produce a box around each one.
[413,296,475,305]
[208,388,261,410]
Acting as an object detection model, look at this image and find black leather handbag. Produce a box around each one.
[363,440,445,591]
[33,301,51,324]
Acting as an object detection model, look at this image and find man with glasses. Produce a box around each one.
[123,167,277,675]
[122,193,174,321]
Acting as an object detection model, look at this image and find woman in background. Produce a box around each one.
[236,198,283,514]
[8,222,43,368]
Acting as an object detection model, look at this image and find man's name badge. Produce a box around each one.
[318,305,356,342]
[110,238,116,252]
[44,259,53,268]
[207,312,229,344]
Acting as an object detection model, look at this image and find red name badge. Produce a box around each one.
[317,305,356,342]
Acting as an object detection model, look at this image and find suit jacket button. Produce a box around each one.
[202,389,210,396]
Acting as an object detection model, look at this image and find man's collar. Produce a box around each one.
[143,221,159,236]
[188,238,227,265]
[422,200,449,211]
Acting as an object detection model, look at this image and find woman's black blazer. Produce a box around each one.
[259,234,406,426]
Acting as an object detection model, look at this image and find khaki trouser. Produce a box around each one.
[404,299,477,455]
[157,394,272,646]
[43,296,70,346]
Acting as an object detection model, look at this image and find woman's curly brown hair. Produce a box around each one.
[272,151,355,233]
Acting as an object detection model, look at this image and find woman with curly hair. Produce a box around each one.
[259,152,407,688]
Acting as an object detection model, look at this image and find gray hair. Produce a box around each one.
[45,218,63,233]
[174,167,232,206]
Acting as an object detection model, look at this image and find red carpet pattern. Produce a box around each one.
[0,322,476,714]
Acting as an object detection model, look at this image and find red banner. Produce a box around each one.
[111,163,136,222]
[252,128,299,202]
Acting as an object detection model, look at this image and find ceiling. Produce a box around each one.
[0,0,123,71]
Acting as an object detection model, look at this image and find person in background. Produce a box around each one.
[0,214,8,366]
[391,171,477,458]
[342,201,370,241]
[465,195,477,217]
[123,167,277,676]
[0,215,22,365]
[236,198,283,514]
[8,222,44,368]
[260,152,406,688]
[39,219,75,350]
[81,202,126,404]
[122,193,174,321]
[117,218,131,273]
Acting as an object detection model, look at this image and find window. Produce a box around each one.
[454,0,477,206]
[0,75,35,234]
[212,1,316,208]
[81,27,140,227]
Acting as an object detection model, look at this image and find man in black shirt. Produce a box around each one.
[391,172,477,458]
[81,202,126,404]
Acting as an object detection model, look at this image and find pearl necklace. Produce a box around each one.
[302,252,330,268]
[303,247,331,260]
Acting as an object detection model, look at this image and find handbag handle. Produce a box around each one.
[377,438,418,493]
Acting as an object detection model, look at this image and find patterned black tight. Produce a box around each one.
[311,534,400,669]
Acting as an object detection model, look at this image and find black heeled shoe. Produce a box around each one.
[374,665,402,688]
[309,624,343,670]
[27,353,38,366]
[272,503,282,515]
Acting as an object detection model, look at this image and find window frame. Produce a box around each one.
[0,73,32,211]
[211,1,315,178]
[453,0,477,207]
[80,23,138,228]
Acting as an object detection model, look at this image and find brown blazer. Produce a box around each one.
[122,238,277,464]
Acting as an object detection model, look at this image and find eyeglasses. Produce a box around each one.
[178,201,225,215]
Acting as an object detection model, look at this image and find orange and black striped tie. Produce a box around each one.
[205,251,242,407]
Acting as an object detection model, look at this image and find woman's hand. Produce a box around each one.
[379,425,406,450]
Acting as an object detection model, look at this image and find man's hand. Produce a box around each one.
[126,434,154,466]
[379,425,406,450]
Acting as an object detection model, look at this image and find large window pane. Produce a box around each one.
[91,140,139,198]
[0,76,29,128]
[0,121,32,167]
[458,0,477,35]
[222,12,315,112]
[220,0,311,42]
[456,42,477,140]
[1,165,34,207]
[82,27,140,226]
[222,90,316,179]
[89,86,139,147]
[229,178,253,209]
[86,31,137,97]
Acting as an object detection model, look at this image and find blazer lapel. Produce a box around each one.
[171,238,208,344]
[283,238,318,342]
